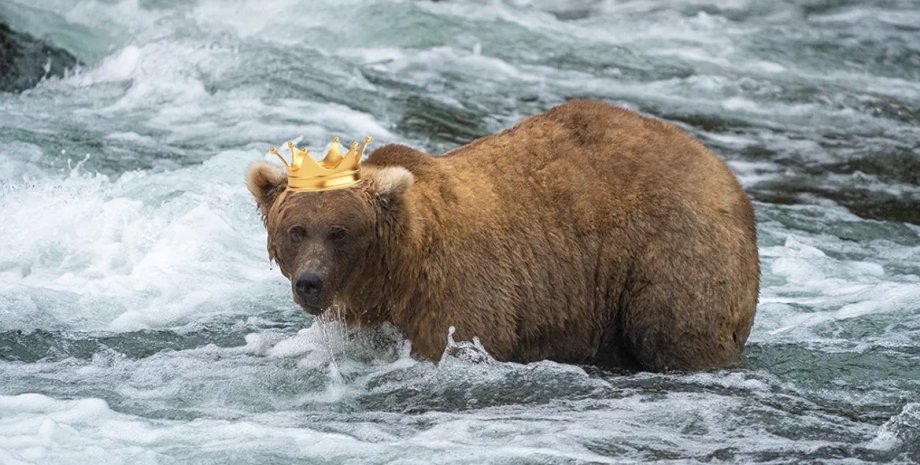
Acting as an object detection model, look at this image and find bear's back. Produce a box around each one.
[365,100,759,370]
[426,100,754,243]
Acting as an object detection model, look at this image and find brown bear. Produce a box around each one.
[247,100,759,371]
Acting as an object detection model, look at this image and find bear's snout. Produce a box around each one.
[294,272,323,311]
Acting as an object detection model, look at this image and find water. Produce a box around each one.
[1,0,918,463]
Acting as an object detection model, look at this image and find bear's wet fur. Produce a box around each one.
[248,100,759,371]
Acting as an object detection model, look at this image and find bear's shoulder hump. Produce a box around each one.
[366,144,434,174]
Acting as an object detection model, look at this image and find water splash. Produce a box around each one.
[316,306,350,383]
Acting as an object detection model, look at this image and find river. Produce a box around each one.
[0,1,918,463]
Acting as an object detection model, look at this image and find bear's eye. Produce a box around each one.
[288,225,306,243]
[327,227,347,244]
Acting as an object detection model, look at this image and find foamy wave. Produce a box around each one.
[753,221,920,348]
[866,403,920,455]
[0,150,285,331]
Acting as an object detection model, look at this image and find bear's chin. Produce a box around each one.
[299,305,324,316]
[291,299,325,316]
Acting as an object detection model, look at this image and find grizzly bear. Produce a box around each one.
[247,100,759,371]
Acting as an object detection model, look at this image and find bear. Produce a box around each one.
[247,99,759,371]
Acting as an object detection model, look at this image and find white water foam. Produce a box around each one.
[0,150,286,331]
[753,220,920,347]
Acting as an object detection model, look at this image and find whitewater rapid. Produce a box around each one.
[1,0,918,463]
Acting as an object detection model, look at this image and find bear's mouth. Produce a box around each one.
[298,302,324,316]
[292,293,326,316]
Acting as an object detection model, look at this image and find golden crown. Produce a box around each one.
[269,136,372,192]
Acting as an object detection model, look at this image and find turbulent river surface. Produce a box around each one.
[1,1,919,464]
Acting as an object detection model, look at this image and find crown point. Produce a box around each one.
[355,136,373,160]
[323,137,345,167]
[269,145,289,168]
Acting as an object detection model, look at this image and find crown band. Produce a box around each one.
[286,170,360,191]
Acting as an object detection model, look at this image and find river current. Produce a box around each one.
[1,1,918,464]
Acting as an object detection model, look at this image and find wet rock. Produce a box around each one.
[0,21,79,92]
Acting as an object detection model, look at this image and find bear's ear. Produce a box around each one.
[362,165,415,207]
[246,161,287,219]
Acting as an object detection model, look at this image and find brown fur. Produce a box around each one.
[247,100,759,371]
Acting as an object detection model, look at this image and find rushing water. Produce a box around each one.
[1,0,919,463]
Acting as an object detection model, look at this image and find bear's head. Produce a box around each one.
[246,160,414,316]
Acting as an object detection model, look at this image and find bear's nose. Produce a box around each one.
[295,272,323,307]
